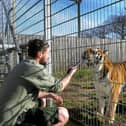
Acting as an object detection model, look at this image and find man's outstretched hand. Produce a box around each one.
[67,65,78,75]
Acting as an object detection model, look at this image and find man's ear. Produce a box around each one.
[37,51,42,58]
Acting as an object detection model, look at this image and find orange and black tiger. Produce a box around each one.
[82,48,126,124]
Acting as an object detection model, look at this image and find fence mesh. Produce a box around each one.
[51,0,126,125]
[0,0,126,125]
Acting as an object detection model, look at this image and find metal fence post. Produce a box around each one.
[71,0,82,37]
[44,0,52,74]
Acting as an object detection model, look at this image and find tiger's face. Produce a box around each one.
[81,47,95,66]
[94,48,108,72]
[94,48,108,64]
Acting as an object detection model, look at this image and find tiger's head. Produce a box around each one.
[94,48,108,71]
[81,47,95,67]
[94,48,108,63]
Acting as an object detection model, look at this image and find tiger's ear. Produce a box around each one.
[94,48,99,52]
[88,47,93,51]
[94,48,99,54]
[89,48,96,54]
[103,50,108,55]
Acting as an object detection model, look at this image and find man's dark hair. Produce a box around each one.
[28,39,49,58]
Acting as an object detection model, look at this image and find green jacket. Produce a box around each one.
[0,59,63,126]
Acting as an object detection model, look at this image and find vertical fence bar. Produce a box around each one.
[44,0,52,74]
[77,0,81,38]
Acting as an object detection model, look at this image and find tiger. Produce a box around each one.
[82,48,110,116]
[82,47,126,124]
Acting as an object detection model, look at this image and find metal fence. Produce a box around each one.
[0,0,126,125]
[51,1,126,126]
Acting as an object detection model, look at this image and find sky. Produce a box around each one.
[14,0,126,36]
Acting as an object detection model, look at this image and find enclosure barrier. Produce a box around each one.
[0,0,126,125]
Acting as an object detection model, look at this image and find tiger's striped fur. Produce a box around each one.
[82,48,126,124]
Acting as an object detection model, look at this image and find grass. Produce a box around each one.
[66,120,82,126]
[53,69,93,81]
[1,68,126,126]
[54,68,126,126]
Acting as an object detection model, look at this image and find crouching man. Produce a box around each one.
[0,39,77,126]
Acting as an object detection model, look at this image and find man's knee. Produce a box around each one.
[58,107,69,124]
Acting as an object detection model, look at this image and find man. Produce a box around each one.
[0,39,77,126]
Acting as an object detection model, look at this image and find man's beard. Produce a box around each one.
[40,62,47,67]
[39,58,48,67]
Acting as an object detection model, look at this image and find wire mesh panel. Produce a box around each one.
[0,0,45,79]
[15,0,44,39]
[0,0,126,126]
[10,0,45,66]
[0,0,17,78]
[51,0,126,126]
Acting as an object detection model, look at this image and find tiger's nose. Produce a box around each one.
[96,56,99,60]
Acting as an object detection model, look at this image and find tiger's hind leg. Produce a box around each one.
[97,95,106,116]
[105,84,122,124]
[95,82,106,115]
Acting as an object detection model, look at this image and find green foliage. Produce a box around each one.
[53,69,126,125]
[53,69,93,81]
[73,68,93,80]
[53,71,66,78]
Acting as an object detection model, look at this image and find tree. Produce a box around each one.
[81,15,126,39]
[80,26,107,39]
[105,15,126,40]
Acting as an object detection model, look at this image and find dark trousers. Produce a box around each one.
[15,107,58,126]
